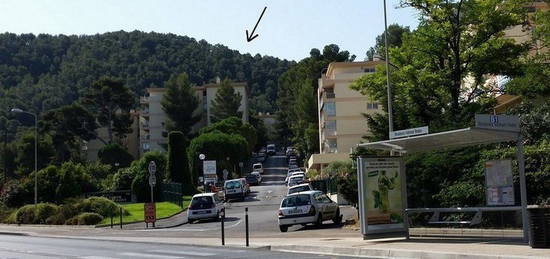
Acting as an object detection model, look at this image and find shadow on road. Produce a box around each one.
[190,216,240,224]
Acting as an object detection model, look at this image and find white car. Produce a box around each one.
[277,191,342,232]
[224,179,246,201]
[252,163,263,174]
[187,193,225,223]
[287,175,305,187]
[287,183,313,196]
[285,169,304,183]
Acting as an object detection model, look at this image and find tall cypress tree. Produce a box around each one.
[210,79,242,123]
[166,131,195,194]
[161,73,200,138]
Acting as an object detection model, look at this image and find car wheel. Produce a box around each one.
[279,225,288,232]
[315,213,323,227]
[188,219,194,224]
[332,209,342,224]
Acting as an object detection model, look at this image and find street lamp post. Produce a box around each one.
[383,0,394,136]
[11,108,38,207]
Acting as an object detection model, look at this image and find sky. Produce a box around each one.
[0,0,419,61]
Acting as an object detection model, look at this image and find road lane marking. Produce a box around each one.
[119,252,182,258]
[80,256,119,259]
[150,250,215,256]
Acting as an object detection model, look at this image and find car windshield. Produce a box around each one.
[190,196,213,209]
[282,194,311,207]
[225,181,241,189]
[288,185,310,194]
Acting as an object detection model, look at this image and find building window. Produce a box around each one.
[325,88,335,99]
[327,139,337,153]
[364,67,376,73]
[324,102,336,116]
[367,103,379,110]
[326,120,336,135]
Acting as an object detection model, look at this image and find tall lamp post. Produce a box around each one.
[11,108,38,207]
[383,0,394,136]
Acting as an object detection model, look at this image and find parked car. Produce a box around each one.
[286,169,304,183]
[252,163,263,174]
[287,183,313,195]
[278,191,342,232]
[287,175,305,187]
[245,171,262,186]
[187,193,225,223]
[224,179,246,201]
[267,144,276,156]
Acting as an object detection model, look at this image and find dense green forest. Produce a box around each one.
[0,30,292,121]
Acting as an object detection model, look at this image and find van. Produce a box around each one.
[224,179,246,201]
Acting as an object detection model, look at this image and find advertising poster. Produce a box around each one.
[358,157,407,237]
[364,159,403,225]
[485,160,514,206]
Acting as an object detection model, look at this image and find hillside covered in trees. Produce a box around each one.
[0,30,292,119]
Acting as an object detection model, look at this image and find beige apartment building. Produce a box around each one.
[140,81,248,154]
[307,61,384,172]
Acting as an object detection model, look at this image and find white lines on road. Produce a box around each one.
[79,256,119,259]
[149,250,215,256]
[119,252,182,258]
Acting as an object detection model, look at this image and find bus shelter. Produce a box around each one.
[355,115,530,242]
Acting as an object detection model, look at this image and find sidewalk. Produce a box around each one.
[0,225,548,259]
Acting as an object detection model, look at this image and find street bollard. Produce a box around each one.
[119,207,123,229]
[245,207,249,247]
[110,209,113,228]
[221,210,225,246]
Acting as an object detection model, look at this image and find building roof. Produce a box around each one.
[357,127,518,154]
[325,61,384,76]
[146,82,247,94]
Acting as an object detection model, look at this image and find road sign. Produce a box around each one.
[390,126,429,139]
[144,203,156,223]
[475,114,519,132]
[148,161,157,174]
[148,161,157,187]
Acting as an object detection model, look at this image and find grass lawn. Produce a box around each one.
[99,196,191,225]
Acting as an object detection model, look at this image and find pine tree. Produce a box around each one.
[210,79,242,123]
[161,73,200,137]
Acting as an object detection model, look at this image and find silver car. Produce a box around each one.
[187,193,225,223]
[277,191,342,232]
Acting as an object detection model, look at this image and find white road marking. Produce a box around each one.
[119,252,182,258]
[149,250,215,256]
[79,256,119,259]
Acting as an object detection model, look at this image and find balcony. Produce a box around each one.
[320,76,335,89]
[140,96,149,104]
[140,109,150,117]
[141,123,150,131]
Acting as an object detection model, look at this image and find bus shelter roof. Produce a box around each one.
[357,127,519,154]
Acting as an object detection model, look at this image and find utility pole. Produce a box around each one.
[383,0,394,136]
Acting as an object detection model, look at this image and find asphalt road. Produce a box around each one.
[0,235,359,259]
[138,154,356,238]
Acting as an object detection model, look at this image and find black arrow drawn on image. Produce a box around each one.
[246,6,267,42]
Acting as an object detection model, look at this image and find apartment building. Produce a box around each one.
[140,81,248,154]
[307,61,384,172]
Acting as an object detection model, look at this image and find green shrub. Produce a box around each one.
[76,212,103,225]
[13,203,60,224]
[74,197,127,217]
[131,151,167,202]
[66,212,104,225]
[45,214,65,225]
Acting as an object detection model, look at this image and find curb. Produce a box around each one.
[0,231,29,236]
[269,245,546,259]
